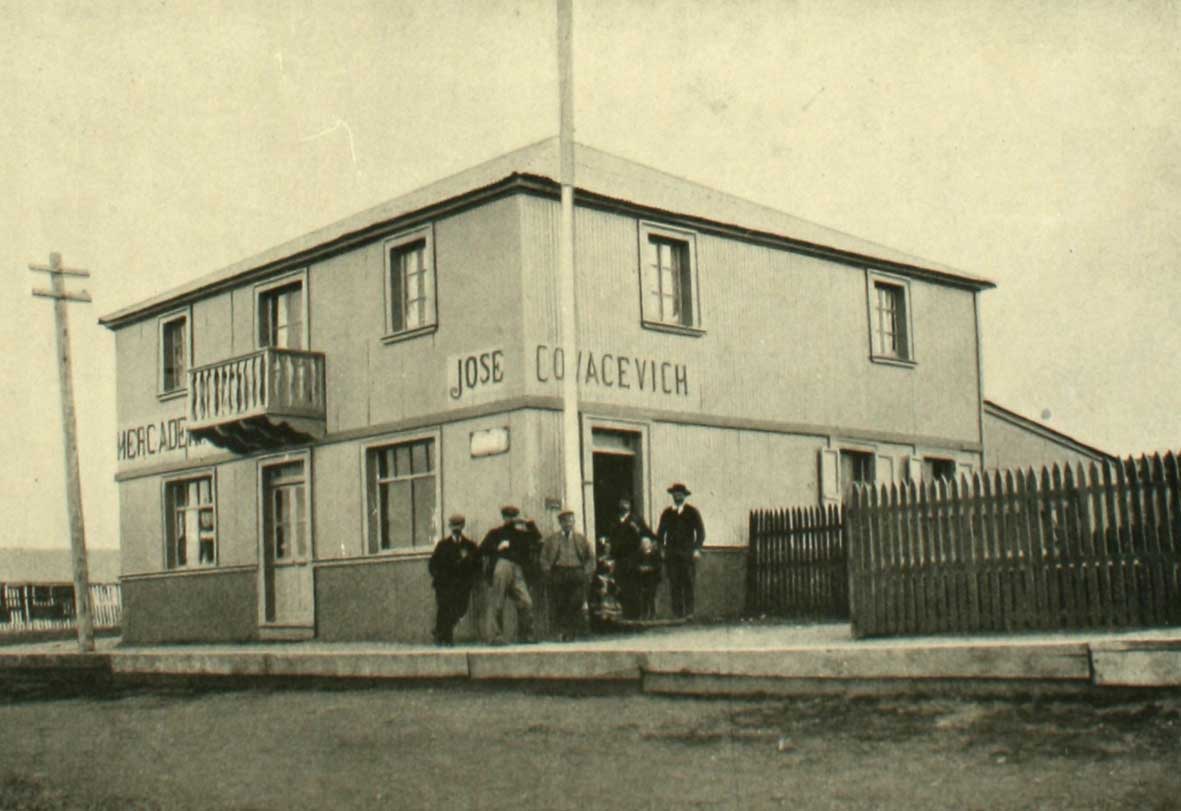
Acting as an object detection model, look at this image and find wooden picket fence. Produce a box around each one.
[746,505,848,619]
[0,583,122,633]
[846,452,1181,637]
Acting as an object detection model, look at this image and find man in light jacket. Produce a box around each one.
[540,508,594,642]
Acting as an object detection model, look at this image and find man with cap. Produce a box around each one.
[607,496,657,620]
[479,505,542,644]
[656,483,706,620]
[541,508,594,641]
[428,514,481,645]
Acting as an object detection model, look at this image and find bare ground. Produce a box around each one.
[1,682,1179,810]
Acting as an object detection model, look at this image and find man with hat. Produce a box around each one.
[656,483,706,620]
[541,508,594,641]
[607,496,657,620]
[428,514,481,646]
[479,505,542,644]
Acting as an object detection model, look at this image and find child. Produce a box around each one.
[589,556,622,631]
[635,537,662,620]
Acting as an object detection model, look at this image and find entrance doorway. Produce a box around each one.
[591,429,643,543]
[258,458,315,638]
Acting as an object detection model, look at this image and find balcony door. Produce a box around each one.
[258,457,315,638]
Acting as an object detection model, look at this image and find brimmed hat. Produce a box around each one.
[448,513,466,527]
[666,483,691,496]
[499,505,520,518]
[557,507,575,519]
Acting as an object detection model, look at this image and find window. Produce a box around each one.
[866,271,914,364]
[158,311,189,396]
[366,437,438,552]
[384,227,436,338]
[840,449,875,496]
[923,457,957,483]
[256,273,307,350]
[263,462,307,563]
[164,475,216,568]
[639,223,701,333]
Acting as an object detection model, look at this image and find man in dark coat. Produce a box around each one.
[540,508,594,641]
[607,496,656,619]
[656,483,706,620]
[479,505,542,644]
[428,514,481,645]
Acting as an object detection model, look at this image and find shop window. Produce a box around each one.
[365,436,438,552]
[639,222,702,334]
[256,274,307,350]
[158,311,189,397]
[164,475,216,568]
[263,461,308,563]
[867,271,914,364]
[384,227,436,340]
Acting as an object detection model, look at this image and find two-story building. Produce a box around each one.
[100,139,994,644]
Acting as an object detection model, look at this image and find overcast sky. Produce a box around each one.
[2,0,1178,551]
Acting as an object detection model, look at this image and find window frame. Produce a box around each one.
[637,221,705,337]
[254,269,309,351]
[161,469,218,570]
[360,429,442,557]
[156,307,192,400]
[382,225,438,344]
[865,270,916,366]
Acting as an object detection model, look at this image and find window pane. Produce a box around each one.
[394,445,412,478]
[294,486,307,559]
[411,477,436,547]
[273,489,290,559]
[389,247,405,333]
[411,440,431,474]
[287,287,303,350]
[382,480,413,548]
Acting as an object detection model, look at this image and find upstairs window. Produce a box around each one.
[867,271,914,364]
[639,222,702,334]
[164,474,216,568]
[256,271,308,351]
[384,226,436,340]
[158,311,189,396]
[365,436,438,552]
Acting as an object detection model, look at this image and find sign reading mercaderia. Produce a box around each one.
[534,344,689,397]
[117,416,197,461]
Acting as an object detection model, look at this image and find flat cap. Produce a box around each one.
[499,504,520,518]
[448,513,466,527]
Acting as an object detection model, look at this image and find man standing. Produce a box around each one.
[607,496,656,620]
[656,483,706,620]
[479,505,541,645]
[428,514,480,646]
[541,508,594,641]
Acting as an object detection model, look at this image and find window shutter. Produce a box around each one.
[905,456,922,483]
[957,462,974,482]
[819,448,841,507]
[875,454,895,485]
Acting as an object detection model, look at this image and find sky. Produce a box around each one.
[2,0,1179,550]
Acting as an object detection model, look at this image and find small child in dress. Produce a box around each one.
[589,557,622,631]
[635,536,662,620]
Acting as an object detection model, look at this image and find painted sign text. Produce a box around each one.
[534,344,689,397]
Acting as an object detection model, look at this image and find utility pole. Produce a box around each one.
[29,252,95,653]
[556,0,585,531]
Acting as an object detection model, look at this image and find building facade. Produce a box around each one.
[101,140,994,644]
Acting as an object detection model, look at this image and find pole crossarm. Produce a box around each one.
[29,263,90,278]
[32,288,93,303]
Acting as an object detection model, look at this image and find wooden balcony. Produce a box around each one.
[188,348,326,453]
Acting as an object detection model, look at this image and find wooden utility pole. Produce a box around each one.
[556,0,585,531]
[29,252,95,652]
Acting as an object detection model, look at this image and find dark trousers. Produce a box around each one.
[547,567,587,639]
[637,574,660,619]
[666,558,696,618]
[616,568,640,620]
[433,584,471,643]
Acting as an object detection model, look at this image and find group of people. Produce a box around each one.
[426,483,706,646]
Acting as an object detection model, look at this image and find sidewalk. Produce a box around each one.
[3,622,1180,695]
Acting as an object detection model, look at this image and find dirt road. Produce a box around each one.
[2,684,1178,809]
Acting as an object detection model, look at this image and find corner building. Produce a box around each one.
[102,140,994,644]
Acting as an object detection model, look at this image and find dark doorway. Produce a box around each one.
[590,428,643,544]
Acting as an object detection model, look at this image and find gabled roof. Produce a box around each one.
[100,138,994,328]
[0,548,121,584]
[983,400,1117,464]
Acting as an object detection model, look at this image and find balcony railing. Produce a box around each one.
[188,348,326,452]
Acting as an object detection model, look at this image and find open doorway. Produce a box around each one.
[590,428,643,544]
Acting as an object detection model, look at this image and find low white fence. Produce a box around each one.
[1,583,122,632]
